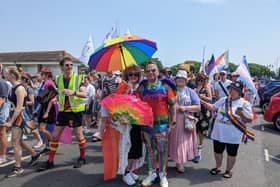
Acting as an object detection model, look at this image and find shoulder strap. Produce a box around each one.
[218,81,228,96]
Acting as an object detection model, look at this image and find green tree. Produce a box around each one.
[141,58,163,70]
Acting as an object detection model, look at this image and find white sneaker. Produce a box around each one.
[7,133,11,142]
[0,156,7,165]
[130,172,139,181]
[33,142,44,149]
[122,172,136,186]
[159,172,168,187]
[22,134,28,140]
[198,148,202,161]
[8,149,14,154]
[142,171,157,186]
[83,127,91,134]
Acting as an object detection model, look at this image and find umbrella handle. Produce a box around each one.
[119,44,127,68]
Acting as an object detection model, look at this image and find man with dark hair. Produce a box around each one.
[137,61,176,187]
[38,57,87,171]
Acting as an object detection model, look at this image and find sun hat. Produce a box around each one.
[175,70,188,80]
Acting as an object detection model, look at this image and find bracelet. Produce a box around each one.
[73,91,77,96]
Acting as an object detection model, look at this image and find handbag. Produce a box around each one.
[184,114,198,131]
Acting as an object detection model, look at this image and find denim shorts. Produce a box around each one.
[0,103,10,126]
[10,109,30,129]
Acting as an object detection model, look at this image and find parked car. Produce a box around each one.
[258,81,280,96]
[260,86,280,113]
[264,93,280,131]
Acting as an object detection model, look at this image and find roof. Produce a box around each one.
[0,50,80,63]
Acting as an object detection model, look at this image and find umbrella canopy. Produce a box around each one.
[88,35,157,71]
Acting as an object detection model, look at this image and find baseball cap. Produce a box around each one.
[227,81,243,94]
[220,70,227,75]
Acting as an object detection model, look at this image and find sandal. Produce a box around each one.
[210,168,221,175]
[223,170,232,178]
[176,164,185,173]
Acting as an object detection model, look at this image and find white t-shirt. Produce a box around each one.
[211,97,253,144]
[86,84,95,103]
[214,79,232,98]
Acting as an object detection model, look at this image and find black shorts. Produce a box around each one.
[57,112,83,128]
[128,125,142,159]
[213,140,239,157]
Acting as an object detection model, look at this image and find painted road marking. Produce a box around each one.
[264,149,270,162]
[269,155,280,161]
[0,155,31,168]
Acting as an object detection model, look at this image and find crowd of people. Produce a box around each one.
[0,57,258,187]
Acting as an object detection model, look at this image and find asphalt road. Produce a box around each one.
[0,109,279,187]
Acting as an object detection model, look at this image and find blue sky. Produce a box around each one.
[1,0,280,69]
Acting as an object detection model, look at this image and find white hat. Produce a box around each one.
[220,70,227,74]
[114,70,121,75]
[175,70,188,80]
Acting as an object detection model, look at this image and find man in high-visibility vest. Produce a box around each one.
[38,57,87,171]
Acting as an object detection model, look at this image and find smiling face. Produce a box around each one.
[127,71,140,84]
[146,63,159,83]
[175,77,187,88]
[62,60,73,75]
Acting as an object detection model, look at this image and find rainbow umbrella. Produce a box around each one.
[88,35,157,71]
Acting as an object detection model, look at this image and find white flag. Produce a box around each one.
[125,28,131,36]
[79,35,94,65]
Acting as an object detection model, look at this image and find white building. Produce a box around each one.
[0,50,83,76]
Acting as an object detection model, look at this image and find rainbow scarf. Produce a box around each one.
[224,97,255,144]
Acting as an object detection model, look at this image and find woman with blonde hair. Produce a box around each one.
[4,67,40,178]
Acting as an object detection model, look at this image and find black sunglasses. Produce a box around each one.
[65,64,73,67]
[146,69,156,73]
[128,73,140,77]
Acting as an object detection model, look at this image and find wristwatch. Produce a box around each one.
[73,91,77,96]
[171,121,176,126]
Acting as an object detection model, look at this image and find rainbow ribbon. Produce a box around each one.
[224,97,255,144]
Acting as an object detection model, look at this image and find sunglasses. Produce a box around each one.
[128,73,140,77]
[146,69,156,73]
[65,64,73,67]
[197,79,204,82]
[220,73,226,76]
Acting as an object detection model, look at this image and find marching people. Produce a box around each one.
[0,79,10,165]
[21,75,44,150]
[168,70,201,173]
[118,65,144,185]
[137,62,176,187]
[4,67,41,178]
[201,80,254,178]
[37,57,87,171]
[214,70,232,100]
[82,76,95,134]
[91,71,119,142]
[194,73,212,162]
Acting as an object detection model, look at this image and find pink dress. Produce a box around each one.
[168,87,200,164]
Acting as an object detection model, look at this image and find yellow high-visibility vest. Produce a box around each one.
[55,73,85,113]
